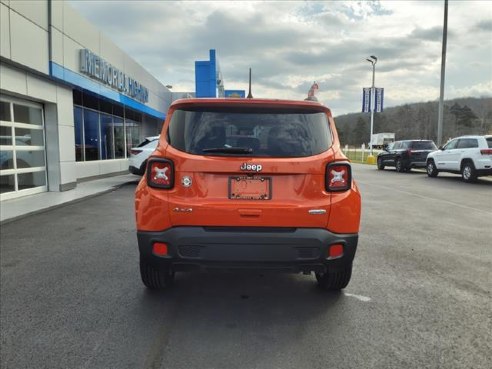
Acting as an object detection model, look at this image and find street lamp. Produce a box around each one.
[366,55,377,157]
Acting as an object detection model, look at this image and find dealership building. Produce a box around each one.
[0,0,224,202]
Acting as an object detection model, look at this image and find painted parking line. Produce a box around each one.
[344,292,371,302]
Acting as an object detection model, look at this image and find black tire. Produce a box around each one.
[140,259,175,290]
[426,159,438,177]
[315,264,352,291]
[377,157,385,170]
[395,158,405,173]
[461,161,477,183]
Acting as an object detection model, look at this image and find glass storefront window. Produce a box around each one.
[74,106,83,161]
[113,116,125,159]
[14,127,44,146]
[0,149,14,169]
[125,119,140,156]
[83,109,100,161]
[0,174,15,194]
[0,101,11,121]
[72,91,159,162]
[17,171,46,190]
[0,125,12,145]
[13,104,43,125]
[0,96,47,199]
[100,113,114,160]
[16,149,45,168]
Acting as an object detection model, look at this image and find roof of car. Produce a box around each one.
[396,139,434,142]
[169,98,330,112]
[453,135,492,139]
[173,97,323,105]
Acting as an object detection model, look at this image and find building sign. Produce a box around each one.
[225,90,245,98]
[362,87,371,112]
[375,88,384,112]
[79,49,149,104]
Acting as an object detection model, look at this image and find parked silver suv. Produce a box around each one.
[426,135,492,182]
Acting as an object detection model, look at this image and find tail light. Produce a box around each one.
[146,158,174,189]
[152,242,169,256]
[327,243,344,259]
[326,162,352,191]
[480,149,492,155]
[130,149,142,156]
[406,149,413,156]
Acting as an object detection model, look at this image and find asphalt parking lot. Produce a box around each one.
[1,164,490,369]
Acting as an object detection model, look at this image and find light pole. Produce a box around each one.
[437,0,448,146]
[366,55,377,156]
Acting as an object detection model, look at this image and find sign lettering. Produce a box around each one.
[79,49,149,104]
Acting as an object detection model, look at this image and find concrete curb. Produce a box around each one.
[0,179,138,226]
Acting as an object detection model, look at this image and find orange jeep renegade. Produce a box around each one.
[135,98,361,291]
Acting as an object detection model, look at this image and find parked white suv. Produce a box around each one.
[426,135,492,182]
[129,136,159,175]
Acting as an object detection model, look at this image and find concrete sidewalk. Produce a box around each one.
[0,174,139,224]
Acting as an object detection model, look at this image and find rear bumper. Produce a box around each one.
[408,161,427,168]
[403,159,427,168]
[137,227,358,273]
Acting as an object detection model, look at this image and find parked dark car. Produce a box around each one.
[377,140,437,172]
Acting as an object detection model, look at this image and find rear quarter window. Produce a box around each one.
[137,139,151,148]
[167,107,332,157]
[411,141,437,150]
[457,138,478,149]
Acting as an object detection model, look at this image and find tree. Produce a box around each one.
[333,97,491,142]
[352,117,369,145]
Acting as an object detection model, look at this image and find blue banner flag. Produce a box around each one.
[375,88,384,112]
[362,88,371,112]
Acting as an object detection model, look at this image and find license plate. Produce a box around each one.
[229,176,271,200]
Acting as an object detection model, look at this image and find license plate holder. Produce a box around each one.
[228,176,272,200]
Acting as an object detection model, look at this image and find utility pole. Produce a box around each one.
[437,0,448,146]
[247,68,253,99]
[366,55,377,156]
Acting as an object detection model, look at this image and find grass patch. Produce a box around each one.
[342,149,381,165]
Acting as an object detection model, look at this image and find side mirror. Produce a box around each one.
[438,146,444,150]
[383,144,389,151]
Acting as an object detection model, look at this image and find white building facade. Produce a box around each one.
[0,0,172,201]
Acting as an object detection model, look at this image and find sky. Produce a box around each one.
[69,0,492,116]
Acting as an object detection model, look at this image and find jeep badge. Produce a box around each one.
[240,163,262,172]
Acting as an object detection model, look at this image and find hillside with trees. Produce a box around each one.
[334,97,492,147]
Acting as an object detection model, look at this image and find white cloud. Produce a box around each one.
[448,81,492,98]
[69,0,492,115]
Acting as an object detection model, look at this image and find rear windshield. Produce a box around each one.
[167,107,332,157]
[410,141,437,150]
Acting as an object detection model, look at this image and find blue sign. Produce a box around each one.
[225,90,245,98]
[362,88,371,112]
[195,49,225,98]
[375,88,384,112]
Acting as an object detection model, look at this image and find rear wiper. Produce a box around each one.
[202,147,253,154]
